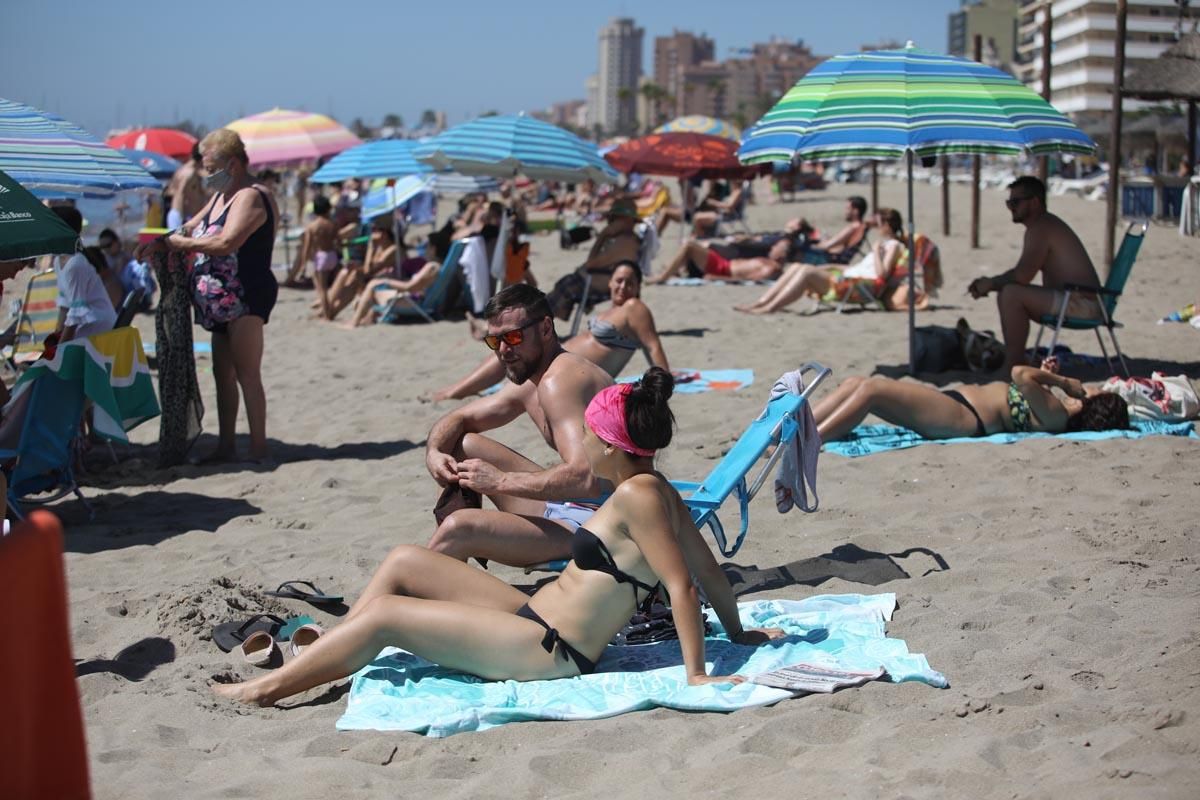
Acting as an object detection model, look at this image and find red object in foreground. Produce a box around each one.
[0,511,92,800]
[604,132,767,179]
[106,127,198,160]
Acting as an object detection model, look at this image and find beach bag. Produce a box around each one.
[912,325,966,373]
[1101,373,1200,421]
[956,318,1005,373]
[188,218,247,331]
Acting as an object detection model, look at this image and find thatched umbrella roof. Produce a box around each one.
[1123,32,1200,101]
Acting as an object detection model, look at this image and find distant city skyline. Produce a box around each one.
[3,0,962,139]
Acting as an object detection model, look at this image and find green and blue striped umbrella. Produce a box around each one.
[655,115,741,142]
[0,98,161,198]
[738,45,1095,164]
[310,139,431,183]
[416,114,618,183]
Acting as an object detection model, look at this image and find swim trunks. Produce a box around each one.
[704,249,732,277]
[312,250,339,273]
[543,501,598,531]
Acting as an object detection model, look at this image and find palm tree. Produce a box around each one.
[419,109,438,128]
[382,113,404,130]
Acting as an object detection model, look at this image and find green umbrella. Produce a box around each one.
[0,169,79,260]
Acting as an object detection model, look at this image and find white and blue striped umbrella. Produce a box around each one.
[416,114,618,183]
[432,172,500,194]
[309,139,431,183]
[0,98,161,198]
[361,175,436,220]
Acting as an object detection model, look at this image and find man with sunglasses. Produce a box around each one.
[967,176,1103,375]
[424,284,613,567]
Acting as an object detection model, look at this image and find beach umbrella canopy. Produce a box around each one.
[361,175,436,221]
[105,127,197,160]
[605,132,765,179]
[655,115,741,142]
[116,148,179,179]
[310,139,431,183]
[416,114,618,183]
[0,169,80,259]
[738,43,1095,372]
[0,98,161,198]
[224,108,361,168]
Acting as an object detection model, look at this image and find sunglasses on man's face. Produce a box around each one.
[483,317,544,350]
[1005,195,1032,209]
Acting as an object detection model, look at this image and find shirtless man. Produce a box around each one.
[647,235,788,285]
[794,195,869,264]
[968,176,1103,374]
[296,195,339,319]
[165,145,208,230]
[425,284,613,567]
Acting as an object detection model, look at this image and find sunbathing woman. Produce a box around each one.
[812,365,1129,442]
[340,229,451,328]
[735,208,906,315]
[322,219,400,321]
[429,261,669,401]
[213,368,784,706]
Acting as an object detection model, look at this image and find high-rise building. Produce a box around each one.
[653,30,716,117]
[1015,0,1191,115]
[596,17,644,134]
[948,0,1020,70]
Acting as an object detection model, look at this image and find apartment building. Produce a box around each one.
[948,0,1020,69]
[594,17,644,134]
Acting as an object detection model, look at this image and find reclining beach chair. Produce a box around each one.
[567,223,660,337]
[5,268,59,368]
[834,233,940,313]
[1031,220,1146,378]
[526,361,831,572]
[714,181,753,237]
[377,239,467,324]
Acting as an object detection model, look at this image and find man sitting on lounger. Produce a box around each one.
[793,195,870,264]
[424,284,613,567]
[646,235,789,285]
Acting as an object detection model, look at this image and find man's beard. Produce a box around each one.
[501,339,541,384]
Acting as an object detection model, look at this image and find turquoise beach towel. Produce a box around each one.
[824,419,1198,458]
[142,341,212,356]
[336,594,946,737]
[483,369,753,396]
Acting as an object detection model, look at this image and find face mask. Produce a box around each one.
[202,167,231,192]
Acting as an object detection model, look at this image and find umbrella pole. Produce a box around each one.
[391,183,403,273]
[906,150,917,375]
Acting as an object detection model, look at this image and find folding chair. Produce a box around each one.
[5,268,59,368]
[834,233,938,313]
[377,239,467,324]
[113,288,146,329]
[567,224,659,337]
[714,181,753,236]
[1032,220,1146,378]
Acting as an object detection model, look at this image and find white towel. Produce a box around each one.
[758,370,821,514]
[459,236,491,315]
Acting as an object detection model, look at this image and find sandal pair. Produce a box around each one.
[240,624,324,667]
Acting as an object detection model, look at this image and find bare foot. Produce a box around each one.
[733,304,760,313]
[210,675,272,707]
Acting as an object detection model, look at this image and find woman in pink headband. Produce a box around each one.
[214,367,782,707]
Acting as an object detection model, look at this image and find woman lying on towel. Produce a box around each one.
[812,365,1129,442]
[213,368,784,706]
[339,229,452,328]
[428,261,670,401]
[734,208,912,315]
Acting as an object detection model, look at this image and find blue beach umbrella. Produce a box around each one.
[309,139,432,183]
[0,98,161,198]
[416,114,618,183]
[431,173,501,195]
[361,174,436,221]
[738,43,1096,372]
[116,148,179,179]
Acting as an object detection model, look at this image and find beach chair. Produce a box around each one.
[377,239,467,324]
[5,268,59,367]
[1031,220,1146,378]
[526,362,831,573]
[834,233,939,313]
[567,224,659,337]
[714,181,753,236]
[113,288,146,329]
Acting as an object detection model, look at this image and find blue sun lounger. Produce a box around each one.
[526,361,831,572]
[378,239,467,324]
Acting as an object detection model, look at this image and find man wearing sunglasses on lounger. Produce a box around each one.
[424,284,613,568]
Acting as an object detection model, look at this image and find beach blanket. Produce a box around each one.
[664,277,773,286]
[142,340,212,356]
[336,593,947,737]
[484,369,753,396]
[824,419,1198,458]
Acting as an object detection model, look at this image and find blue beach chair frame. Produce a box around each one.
[377,239,467,323]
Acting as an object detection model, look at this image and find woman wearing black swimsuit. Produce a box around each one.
[214,367,783,706]
[136,129,279,463]
[811,365,1129,442]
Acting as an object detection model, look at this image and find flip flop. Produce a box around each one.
[288,624,324,658]
[263,581,343,605]
[212,613,288,653]
[240,630,278,667]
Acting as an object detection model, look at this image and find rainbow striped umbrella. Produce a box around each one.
[0,98,160,197]
[224,108,361,167]
[738,44,1095,373]
[655,115,741,142]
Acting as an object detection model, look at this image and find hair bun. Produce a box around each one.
[637,366,674,405]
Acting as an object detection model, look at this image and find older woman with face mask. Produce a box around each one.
[135,129,279,464]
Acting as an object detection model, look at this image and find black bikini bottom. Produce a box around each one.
[516,603,597,675]
[943,389,986,437]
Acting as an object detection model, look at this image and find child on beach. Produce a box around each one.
[297,195,340,319]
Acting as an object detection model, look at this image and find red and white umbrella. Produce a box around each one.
[106,127,197,160]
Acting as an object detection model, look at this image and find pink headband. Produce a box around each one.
[585,384,655,458]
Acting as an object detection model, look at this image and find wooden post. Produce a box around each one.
[870,161,879,212]
[1039,5,1053,182]
[941,157,951,236]
[1105,0,1127,270]
[1189,100,1197,176]
[971,34,982,249]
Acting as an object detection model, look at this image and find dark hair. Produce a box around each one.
[483,283,552,324]
[877,207,904,239]
[426,228,452,261]
[1008,175,1047,205]
[82,246,108,274]
[257,169,280,183]
[313,195,332,216]
[624,366,675,451]
[191,143,202,164]
[848,196,867,218]
[98,228,119,247]
[610,260,642,283]
[52,205,83,234]
[1067,392,1129,432]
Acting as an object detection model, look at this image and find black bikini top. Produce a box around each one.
[572,526,659,611]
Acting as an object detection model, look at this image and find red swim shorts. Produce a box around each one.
[704,249,732,278]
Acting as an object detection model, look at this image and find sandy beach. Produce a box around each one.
[53,180,1200,799]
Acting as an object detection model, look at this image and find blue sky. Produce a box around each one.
[2,0,961,137]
